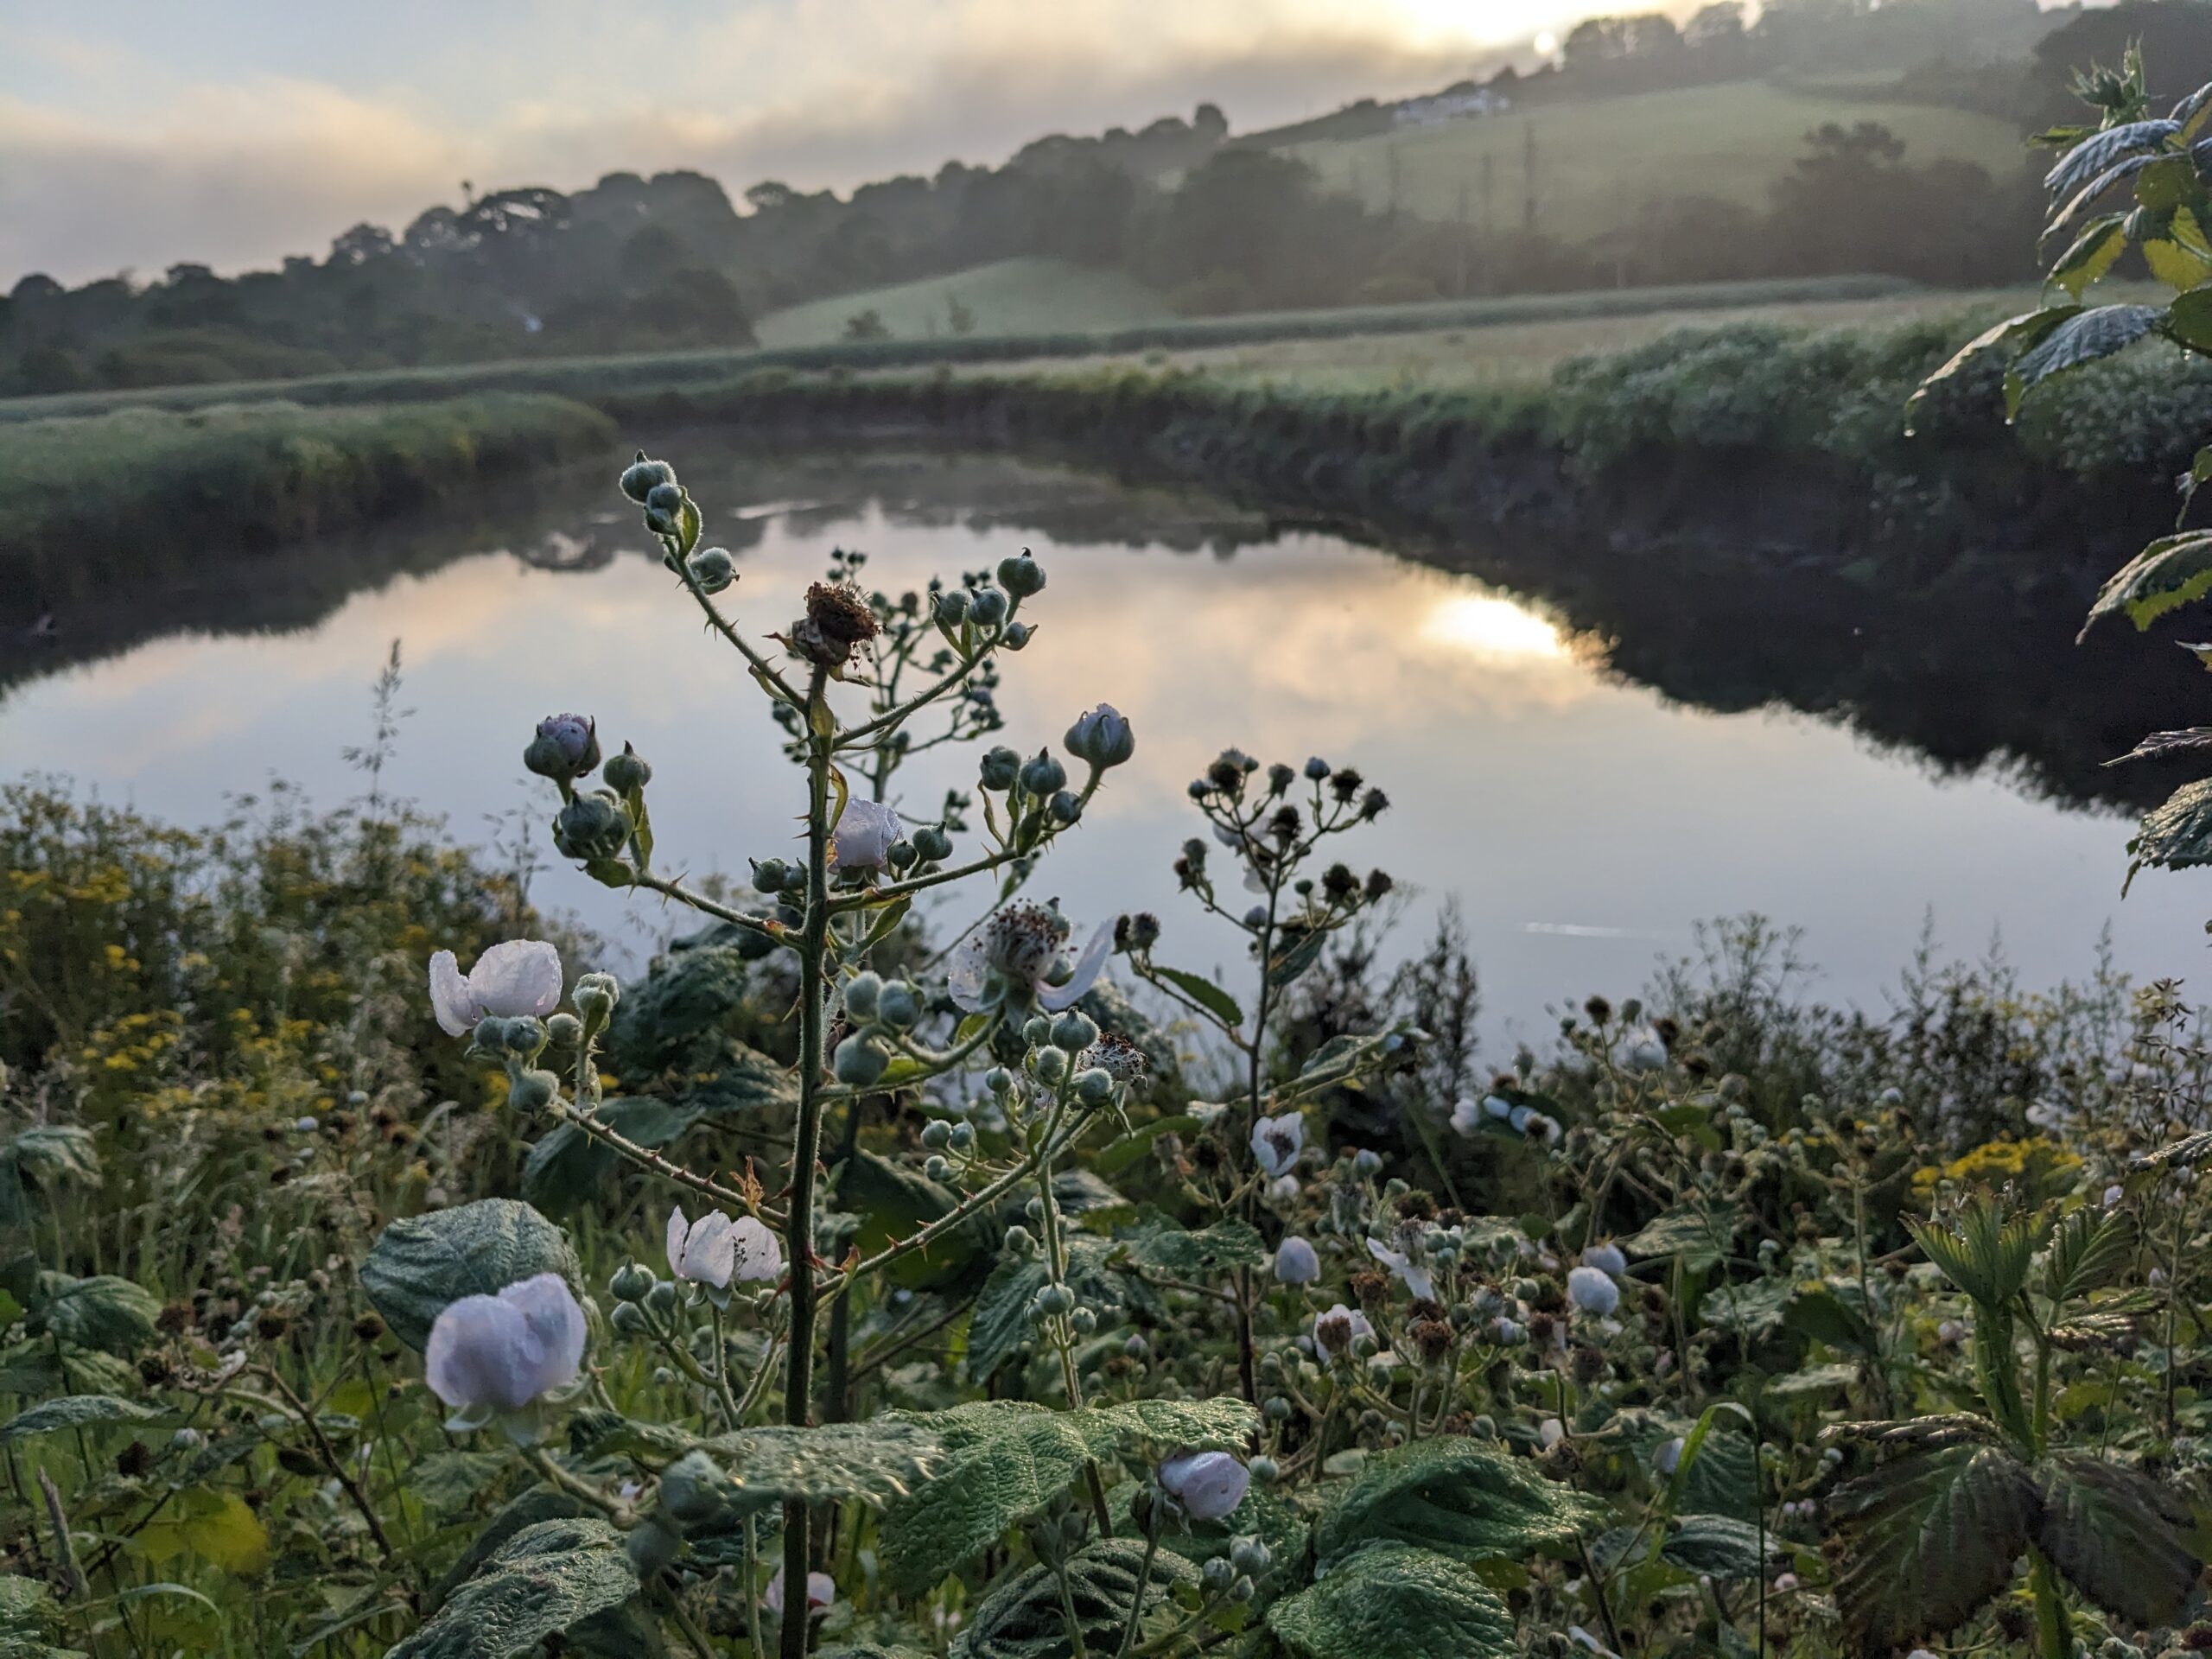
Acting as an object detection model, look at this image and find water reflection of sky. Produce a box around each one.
[2,452,2202,1052]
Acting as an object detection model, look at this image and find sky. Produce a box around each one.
[0,1,1586,286]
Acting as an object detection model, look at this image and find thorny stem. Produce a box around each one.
[524,1444,633,1527]
[245,1364,394,1561]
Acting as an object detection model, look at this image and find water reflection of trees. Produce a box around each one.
[7,440,2199,817]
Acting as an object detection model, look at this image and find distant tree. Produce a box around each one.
[327,224,395,266]
[842,308,891,341]
[1684,2,1746,50]
[946,294,976,336]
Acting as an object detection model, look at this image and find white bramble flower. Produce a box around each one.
[1653,1436,1684,1476]
[1250,1113,1304,1178]
[1274,1237,1320,1284]
[424,1273,585,1438]
[429,939,563,1037]
[1267,1174,1300,1204]
[946,901,1112,1014]
[665,1206,783,1299]
[762,1566,836,1615]
[1449,1094,1516,1136]
[1158,1449,1249,1522]
[1567,1265,1620,1316]
[1540,1417,1566,1448]
[1367,1238,1435,1301]
[828,798,904,873]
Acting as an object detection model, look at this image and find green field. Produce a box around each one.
[753,255,1173,346]
[1282,79,2031,237]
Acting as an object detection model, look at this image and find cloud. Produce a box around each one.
[2,1,1530,284]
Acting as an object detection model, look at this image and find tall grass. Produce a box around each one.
[0,393,617,604]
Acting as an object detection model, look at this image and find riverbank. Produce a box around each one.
[3,393,617,612]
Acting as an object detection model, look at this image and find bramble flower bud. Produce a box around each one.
[921,1119,953,1150]
[1274,1236,1320,1284]
[1069,1306,1097,1335]
[1033,1045,1070,1085]
[1036,1282,1077,1316]
[1304,756,1331,780]
[843,971,884,1024]
[505,1068,558,1113]
[969,587,1009,627]
[645,1279,679,1314]
[1230,1536,1271,1576]
[609,1261,656,1303]
[751,857,793,893]
[611,1300,652,1337]
[935,588,970,626]
[1567,1266,1620,1316]
[1158,1450,1248,1522]
[645,481,684,517]
[1049,791,1081,825]
[833,1033,889,1087]
[686,545,735,594]
[1051,1009,1101,1052]
[887,837,918,870]
[545,1012,582,1047]
[997,550,1046,597]
[986,1066,1016,1096]
[876,982,920,1030]
[1352,1148,1383,1176]
[1001,620,1033,650]
[620,454,674,503]
[602,743,651,794]
[554,793,630,861]
[949,1121,976,1151]
[1019,749,1067,797]
[912,823,952,862]
[524,713,601,783]
[1003,1224,1037,1256]
[1074,1067,1115,1106]
[572,970,620,1024]
[979,746,1020,791]
[1065,704,1135,772]
[924,1154,953,1182]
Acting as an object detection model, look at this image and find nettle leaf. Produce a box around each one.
[35,1273,158,1357]
[522,1097,696,1216]
[1661,1514,1772,1580]
[2044,118,2180,199]
[1116,1214,1268,1277]
[360,1198,583,1352]
[604,938,757,1071]
[957,1538,1198,1659]
[0,1394,163,1444]
[1783,1280,1878,1356]
[2035,1452,2200,1625]
[0,1573,74,1656]
[880,1398,1255,1595]
[1829,1440,2038,1650]
[695,1420,942,1512]
[2166,285,2212,353]
[2007,303,2161,412]
[1906,306,2075,431]
[1268,1541,1518,1659]
[2128,776,2212,891]
[2084,531,2212,634]
[1313,1436,1598,1571]
[390,1517,639,1659]
[2044,213,2128,299]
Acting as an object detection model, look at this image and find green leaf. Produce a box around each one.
[1674,1424,1759,1523]
[1829,1440,2038,1650]
[0,1125,99,1230]
[1268,1541,1518,1659]
[391,1517,639,1659]
[1782,1281,1877,1356]
[1661,1514,1772,1580]
[2045,213,2127,299]
[360,1198,583,1352]
[2128,776,2212,891]
[35,1273,158,1357]
[1093,1115,1199,1177]
[2084,530,2212,633]
[1152,966,1244,1031]
[1905,306,2075,431]
[2166,285,2212,353]
[0,1571,78,1657]
[965,1236,1150,1382]
[522,1097,696,1216]
[2034,1452,2200,1626]
[2042,1208,2133,1306]
[1312,1436,1598,1571]
[959,1538,1198,1659]
[1266,929,1329,989]
[1768,1361,1862,1398]
[0,1394,162,1444]
[1700,1277,1793,1340]
[2007,303,2161,412]
[878,1397,1256,1595]
[1906,1196,2043,1310]
[1620,1200,1739,1273]
[694,1420,942,1513]
[1115,1215,1268,1277]
[839,1149,988,1293]
[2044,118,2180,200]
[142,1487,270,1576]
[2134,152,2200,212]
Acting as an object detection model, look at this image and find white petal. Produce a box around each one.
[425,1294,513,1409]
[944,933,990,1013]
[666,1207,690,1278]
[685,1212,738,1288]
[498,1272,586,1400]
[469,939,563,1020]
[1037,922,1114,1012]
[728,1215,784,1283]
[429,950,480,1037]
[829,799,901,872]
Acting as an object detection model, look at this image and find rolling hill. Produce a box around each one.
[752,257,1174,348]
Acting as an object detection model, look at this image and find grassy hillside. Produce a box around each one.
[1281,80,2031,238]
[752,256,1173,346]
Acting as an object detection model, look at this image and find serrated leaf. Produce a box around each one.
[2008,304,2161,412]
[2085,531,2212,634]
[1661,1514,1772,1580]
[2044,119,2180,198]
[1906,306,2075,430]
[1768,1361,1862,1397]
[2034,1453,2199,1626]
[2106,727,2212,765]
[2133,1127,2212,1170]
[1313,1436,1598,1570]
[879,1397,1255,1595]
[0,1126,99,1229]
[1783,1280,1878,1356]
[965,1236,1148,1382]
[1268,1541,1518,1659]
[1116,1215,1268,1277]
[2045,213,2128,299]
[391,1517,639,1659]
[1701,1276,1793,1339]
[1830,1440,2037,1649]
[2128,776,2212,890]
[0,1394,162,1444]
[1152,966,1243,1031]
[840,1149,989,1293]
[695,1420,941,1512]
[958,1538,1198,1659]
[2165,285,2212,353]
[360,1198,583,1352]
[1620,1200,1739,1273]
[1675,1424,1759,1523]
[35,1274,158,1357]
[2042,1208,2133,1306]
[1266,929,1329,989]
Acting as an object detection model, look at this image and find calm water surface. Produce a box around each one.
[3,442,2202,1047]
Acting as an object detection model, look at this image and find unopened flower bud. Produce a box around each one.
[833,1033,888,1087]
[1032,1045,1070,1085]
[979,747,1020,791]
[751,857,793,893]
[620,454,674,503]
[934,588,970,627]
[912,824,952,862]
[610,1261,656,1303]
[876,982,920,1030]
[525,714,601,782]
[997,551,1047,597]
[1065,704,1135,772]
[1069,1306,1097,1335]
[969,587,1009,627]
[1001,621,1033,650]
[554,792,630,861]
[1004,1224,1038,1257]
[1049,791,1081,824]
[573,971,620,1023]
[921,1119,953,1150]
[686,545,736,594]
[924,1154,953,1182]
[506,1068,558,1113]
[1230,1536,1271,1575]
[949,1121,976,1151]
[843,972,884,1024]
[1035,1282,1077,1317]
[611,1300,652,1337]
[602,743,652,794]
[1019,750,1067,798]
[1074,1068,1115,1106]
